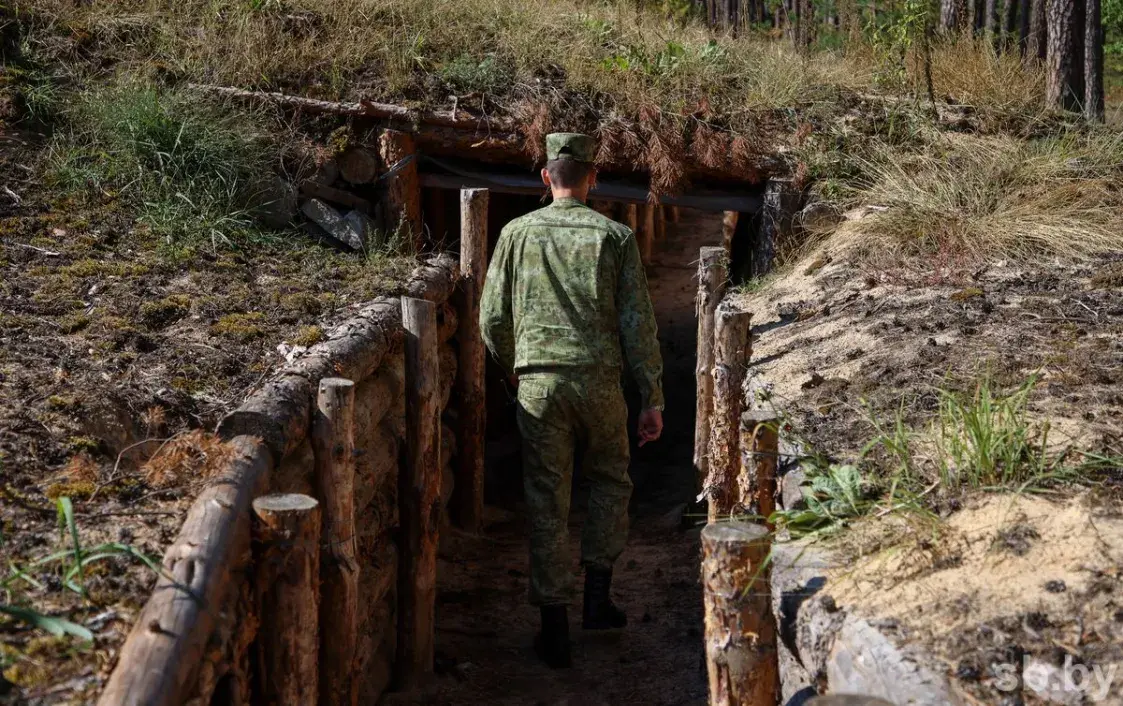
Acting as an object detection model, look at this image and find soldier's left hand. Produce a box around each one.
[637,408,663,446]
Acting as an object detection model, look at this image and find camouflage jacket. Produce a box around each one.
[480,197,664,410]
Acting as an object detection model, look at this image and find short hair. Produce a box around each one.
[546,159,594,189]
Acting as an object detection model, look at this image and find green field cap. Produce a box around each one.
[546,133,596,163]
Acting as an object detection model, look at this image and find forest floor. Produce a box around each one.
[422,210,723,706]
[0,127,414,702]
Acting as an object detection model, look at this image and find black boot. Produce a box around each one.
[534,605,572,668]
[582,566,627,630]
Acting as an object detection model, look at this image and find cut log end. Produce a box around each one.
[701,521,771,548]
[253,493,320,515]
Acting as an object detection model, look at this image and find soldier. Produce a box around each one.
[480,133,665,668]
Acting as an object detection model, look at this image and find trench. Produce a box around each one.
[423,202,730,705]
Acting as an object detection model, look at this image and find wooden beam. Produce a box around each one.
[693,247,728,496]
[379,130,423,253]
[640,203,656,265]
[655,204,667,242]
[313,378,360,706]
[701,521,778,706]
[740,410,779,526]
[453,188,488,533]
[705,305,752,521]
[396,297,441,689]
[252,493,321,706]
[97,437,272,706]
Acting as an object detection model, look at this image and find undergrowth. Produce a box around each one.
[47,82,286,253]
[773,373,1121,538]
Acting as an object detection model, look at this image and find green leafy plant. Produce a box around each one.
[771,462,875,537]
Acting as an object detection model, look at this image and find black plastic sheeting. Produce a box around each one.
[420,156,763,213]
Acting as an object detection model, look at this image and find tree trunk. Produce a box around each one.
[705,306,752,522]
[694,247,728,496]
[1019,0,1032,52]
[453,188,488,532]
[1028,0,1047,59]
[252,494,321,706]
[313,378,359,706]
[701,522,778,706]
[941,0,957,29]
[984,0,999,36]
[957,0,972,31]
[396,297,441,689]
[1085,0,1104,121]
[1046,0,1086,111]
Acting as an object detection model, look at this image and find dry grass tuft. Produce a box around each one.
[63,453,99,484]
[142,430,236,488]
[835,131,1123,265]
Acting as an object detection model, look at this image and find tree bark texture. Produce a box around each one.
[252,494,321,706]
[694,247,728,495]
[1085,0,1105,121]
[1028,0,1047,59]
[453,188,488,532]
[378,129,423,253]
[739,411,779,525]
[396,297,441,689]
[705,306,752,522]
[313,378,360,706]
[1046,0,1085,111]
[701,522,778,706]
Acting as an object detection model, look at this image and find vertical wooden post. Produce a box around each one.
[655,204,667,242]
[454,188,488,532]
[669,205,682,223]
[313,378,359,706]
[397,297,441,689]
[640,203,656,265]
[739,410,779,526]
[694,247,728,495]
[378,129,423,253]
[721,211,739,254]
[624,203,638,235]
[253,493,321,706]
[756,178,797,278]
[701,521,778,706]
[705,306,752,521]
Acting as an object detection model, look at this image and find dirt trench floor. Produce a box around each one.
[422,209,722,706]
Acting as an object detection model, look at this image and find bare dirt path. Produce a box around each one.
[425,209,722,706]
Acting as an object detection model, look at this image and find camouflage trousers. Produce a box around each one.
[516,370,632,606]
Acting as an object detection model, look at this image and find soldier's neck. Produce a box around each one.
[550,188,588,204]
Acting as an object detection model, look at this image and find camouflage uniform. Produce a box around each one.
[480,134,664,606]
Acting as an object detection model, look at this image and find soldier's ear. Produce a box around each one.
[540,167,551,187]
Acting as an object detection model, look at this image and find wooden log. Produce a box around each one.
[436,301,459,343]
[453,187,488,532]
[701,521,778,706]
[739,410,779,526]
[756,178,798,278]
[97,437,271,706]
[623,203,639,235]
[721,210,739,253]
[640,203,656,265]
[354,420,401,518]
[252,493,321,706]
[216,373,312,461]
[405,254,460,304]
[655,203,667,242]
[693,247,728,495]
[705,306,752,521]
[396,297,441,689]
[313,378,360,706]
[438,343,458,411]
[301,181,373,213]
[670,205,682,223]
[379,129,423,253]
[338,146,379,185]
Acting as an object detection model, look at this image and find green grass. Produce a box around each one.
[47,81,287,253]
[773,373,1122,539]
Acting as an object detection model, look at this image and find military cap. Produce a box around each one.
[545,133,596,163]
